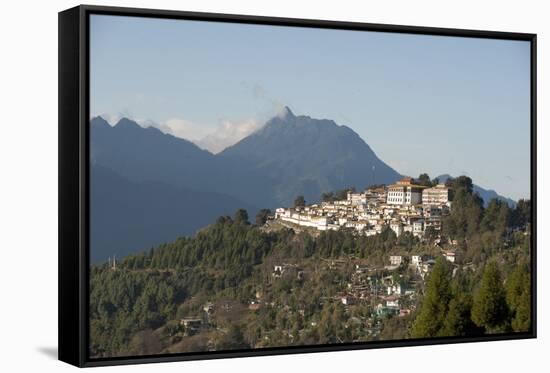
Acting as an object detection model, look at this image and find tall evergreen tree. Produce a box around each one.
[442,183,483,239]
[234,209,249,225]
[411,258,452,338]
[511,290,531,332]
[416,173,433,187]
[510,199,531,229]
[446,175,474,194]
[480,199,510,239]
[441,292,480,337]
[506,265,531,332]
[472,261,509,333]
[255,209,272,226]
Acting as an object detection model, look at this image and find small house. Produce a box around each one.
[389,255,403,266]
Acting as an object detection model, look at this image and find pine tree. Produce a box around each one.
[471,261,509,333]
[411,258,452,338]
[255,208,272,226]
[416,173,433,187]
[511,290,531,332]
[441,292,480,337]
[234,209,249,225]
[506,265,531,332]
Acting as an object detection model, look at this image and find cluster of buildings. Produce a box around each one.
[335,252,459,318]
[274,177,452,238]
[332,261,418,318]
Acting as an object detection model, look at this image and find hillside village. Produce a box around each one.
[274,177,451,239]
[90,174,531,356]
[155,250,462,348]
[161,178,464,346]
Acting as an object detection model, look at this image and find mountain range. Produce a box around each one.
[90,164,257,263]
[90,108,515,262]
[219,107,402,205]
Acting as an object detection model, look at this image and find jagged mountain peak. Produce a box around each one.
[260,108,342,136]
[219,110,401,205]
[114,117,141,130]
[277,105,295,119]
[90,116,111,128]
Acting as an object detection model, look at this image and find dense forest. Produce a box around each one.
[90,176,531,357]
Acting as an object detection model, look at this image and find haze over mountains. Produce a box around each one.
[90,165,257,263]
[219,107,402,205]
[90,108,516,262]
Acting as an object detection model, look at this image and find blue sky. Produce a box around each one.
[90,15,531,200]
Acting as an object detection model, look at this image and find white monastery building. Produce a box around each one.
[387,177,426,206]
[272,176,452,239]
[422,184,452,207]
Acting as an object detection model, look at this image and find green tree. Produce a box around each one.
[294,195,306,208]
[411,258,452,338]
[472,261,509,333]
[321,187,357,202]
[321,191,335,202]
[506,265,531,332]
[417,173,433,187]
[335,187,355,200]
[442,183,483,239]
[511,291,531,332]
[446,175,474,194]
[510,199,531,230]
[480,199,509,238]
[215,324,249,350]
[234,209,249,225]
[255,209,272,226]
[216,215,232,225]
[128,329,162,356]
[424,225,438,240]
[441,292,480,337]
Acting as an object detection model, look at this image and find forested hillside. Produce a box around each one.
[90,181,531,358]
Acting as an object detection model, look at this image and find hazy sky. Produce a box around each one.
[90,15,531,200]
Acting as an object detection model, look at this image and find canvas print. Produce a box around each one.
[88,14,532,358]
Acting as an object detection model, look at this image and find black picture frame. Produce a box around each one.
[58,4,537,368]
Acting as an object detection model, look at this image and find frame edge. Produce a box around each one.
[58,5,85,368]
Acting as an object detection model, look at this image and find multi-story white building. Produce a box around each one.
[422,184,451,206]
[387,177,425,205]
[347,192,366,206]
